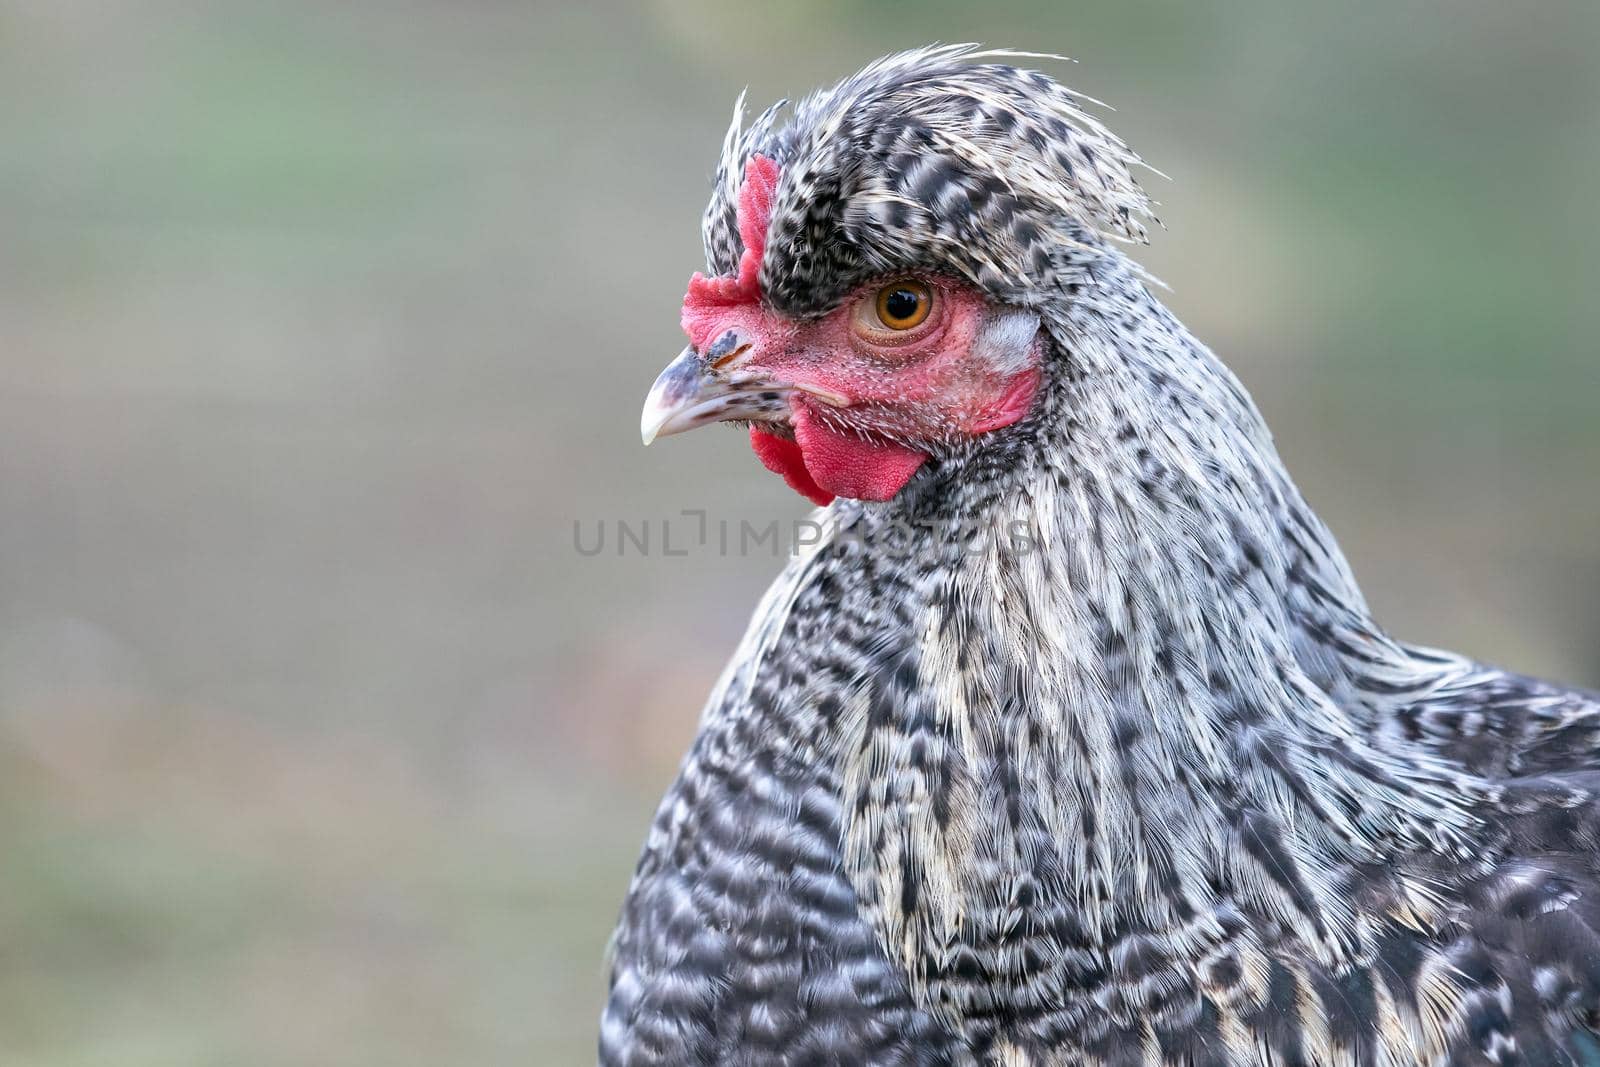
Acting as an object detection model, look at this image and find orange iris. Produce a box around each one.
[874,281,933,330]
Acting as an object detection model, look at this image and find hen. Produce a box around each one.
[603,46,1600,1067]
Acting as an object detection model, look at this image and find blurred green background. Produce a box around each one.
[0,1,1595,1063]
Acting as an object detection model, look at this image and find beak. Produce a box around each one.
[640,334,806,445]
[641,346,714,445]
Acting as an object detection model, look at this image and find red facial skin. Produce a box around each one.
[682,156,1039,506]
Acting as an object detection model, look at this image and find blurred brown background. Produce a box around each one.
[0,1,1595,1063]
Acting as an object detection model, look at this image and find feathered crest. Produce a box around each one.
[701,45,1162,314]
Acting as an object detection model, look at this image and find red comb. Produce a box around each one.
[682,155,780,348]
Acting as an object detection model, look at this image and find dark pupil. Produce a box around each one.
[883,288,921,322]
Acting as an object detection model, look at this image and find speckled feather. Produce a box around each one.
[602,46,1600,1067]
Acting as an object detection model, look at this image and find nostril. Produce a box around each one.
[711,344,752,370]
[704,328,747,363]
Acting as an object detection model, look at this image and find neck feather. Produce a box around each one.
[783,275,1490,1017]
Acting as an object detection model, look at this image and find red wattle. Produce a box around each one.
[789,403,926,503]
[750,427,835,506]
[749,411,928,506]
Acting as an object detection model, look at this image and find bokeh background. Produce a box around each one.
[0,1,1596,1063]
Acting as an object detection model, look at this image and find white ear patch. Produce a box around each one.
[971,307,1041,376]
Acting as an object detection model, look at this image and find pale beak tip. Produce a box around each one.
[639,382,677,446]
[639,346,704,447]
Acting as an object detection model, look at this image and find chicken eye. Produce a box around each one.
[874,282,932,330]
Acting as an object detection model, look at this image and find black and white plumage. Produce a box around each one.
[604,46,1600,1066]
